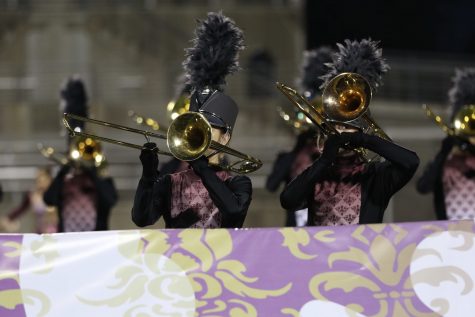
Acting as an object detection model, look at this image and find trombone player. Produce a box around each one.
[280,39,419,226]
[44,77,118,232]
[417,68,475,220]
[132,12,252,229]
[266,47,333,227]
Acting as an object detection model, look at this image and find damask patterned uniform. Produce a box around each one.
[417,138,475,220]
[313,157,365,226]
[62,172,97,232]
[417,68,475,220]
[443,152,475,219]
[132,157,251,229]
[44,166,118,232]
[280,132,419,225]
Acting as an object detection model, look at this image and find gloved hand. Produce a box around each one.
[320,131,365,162]
[320,134,351,163]
[342,131,366,148]
[140,142,159,180]
[189,156,209,172]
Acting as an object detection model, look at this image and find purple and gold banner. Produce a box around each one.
[1,220,474,317]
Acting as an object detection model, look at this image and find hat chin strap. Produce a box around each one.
[198,109,232,133]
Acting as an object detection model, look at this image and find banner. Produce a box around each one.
[1,220,474,317]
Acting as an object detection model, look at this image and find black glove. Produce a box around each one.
[343,131,366,148]
[320,132,363,163]
[140,142,159,181]
[189,156,209,172]
[320,134,348,163]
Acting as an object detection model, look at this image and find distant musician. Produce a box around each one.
[132,12,252,229]
[417,68,475,220]
[280,39,419,226]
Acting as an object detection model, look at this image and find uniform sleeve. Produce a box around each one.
[416,150,451,194]
[266,152,295,192]
[85,167,119,210]
[363,134,420,199]
[43,166,69,207]
[190,159,252,216]
[417,136,456,194]
[279,157,331,211]
[131,175,171,227]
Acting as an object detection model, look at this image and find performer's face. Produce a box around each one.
[207,127,230,163]
[211,127,230,145]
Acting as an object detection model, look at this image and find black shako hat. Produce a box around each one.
[61,77,88,132]
[198,91,238,132]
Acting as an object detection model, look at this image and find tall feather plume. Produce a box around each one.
[320,39,390,92]
[61,77,88,131]
[297,46,334,97]
[448,68,475,120]
[183,12,244,93]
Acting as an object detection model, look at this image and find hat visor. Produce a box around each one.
[201,112,228,130]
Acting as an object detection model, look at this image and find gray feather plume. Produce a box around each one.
[297,47,334,97]
[183,12,244,92]
[320,39,390,92]
[449,68,475,120]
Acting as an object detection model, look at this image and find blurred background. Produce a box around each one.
[0,0,474,231]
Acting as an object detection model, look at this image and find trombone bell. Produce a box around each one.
[167,112,212,161]
[322,72,371,122]
[453,104,475,137]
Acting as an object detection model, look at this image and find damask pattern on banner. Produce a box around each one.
[0,220,474,317]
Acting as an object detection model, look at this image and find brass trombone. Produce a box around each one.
[38,137,108,172]
[167,93,191,120]
[128,93,190,131]
[128,110,165,131]
[422,104,455,136]
[322,73,391,142]
[276,82,339,136]
[276,101,317,133]
[422,103,475,138]
[37,143,69,166]
[63,113,262,174]
[276,72,391,161]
